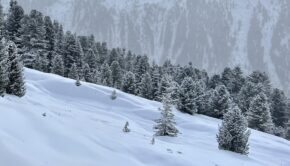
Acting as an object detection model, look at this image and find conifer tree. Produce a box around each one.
[51,54,64,76]
[75,75,81,86]
[123,121,130,133]
[111,90,117,100]
[270,88,289,128]
[6,0,24,43]
[151,65,160,101]
[121,71,136,95]
[157,74,173,101]
[177,77,196,115]
[83,63,93,83]
[217,106,250,155]
[247,93,273,133]
[43,16,55,72]
[139,72,153,99]
[5,41,25,97]
[155,92,178,137]
[0,39,8,96]
[68,63,78,80]
[110,60,122,89]
[100,63,113,87]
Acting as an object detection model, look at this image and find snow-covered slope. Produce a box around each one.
[0,68,289,166]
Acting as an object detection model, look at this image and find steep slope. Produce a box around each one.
[2,0,290,95]
[0,68,289,166]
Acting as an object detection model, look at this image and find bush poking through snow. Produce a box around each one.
[111,90,117,100]
[123,121,130,133]
[151,137,155,145]
[75,76,81,86]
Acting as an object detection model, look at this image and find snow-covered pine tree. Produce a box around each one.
[110,60,122,89]
[139,72,153,99]
[121,71,136,95]
[270,88,289,128]
[247,93,273,133]
[155,92,178,137]
[123,121,130,133]
[0,39,8,96]
[210,85,233,119]
[51,54,64,76]
[208,74,222,89]
[6,0,24,43]
[221,67,234,93]
[217,105,250,155]
[100,63,113,87]
[151,64,161,101]
[68,63,78,80]
[177,77,197,115]
[5,41,25,97]
[83,63,93,83]
[157,74,173,101]
[43,16,55,72]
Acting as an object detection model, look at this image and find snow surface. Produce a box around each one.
[0,68,289,166]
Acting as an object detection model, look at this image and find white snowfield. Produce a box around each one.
[0,68,289,166]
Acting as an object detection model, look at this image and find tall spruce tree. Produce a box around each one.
[247,93,273,133]
[6,0,24,43]
[68,63,78,80]
[51,54,64,76]
[0,39,8,96]
[121,71,136,95]
[139,72,153,99]
[154,92,178,137]
[217,105,250,155]
[177,77,196,115]
[110,60,122,89]
[100,63,113,87]
[5,41,25,97]
[270,88,289,128]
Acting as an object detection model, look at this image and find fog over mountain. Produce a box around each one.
[2,0,290,95]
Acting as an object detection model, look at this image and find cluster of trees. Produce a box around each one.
[0,0,25,97]
[2,0,290,154]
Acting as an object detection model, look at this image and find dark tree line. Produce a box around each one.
[1,0,290,144]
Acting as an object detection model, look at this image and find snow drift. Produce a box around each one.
[0,68,289,166]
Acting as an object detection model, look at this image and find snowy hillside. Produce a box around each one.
[3,0,290,96]
[0,68,289,166]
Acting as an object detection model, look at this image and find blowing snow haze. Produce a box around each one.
[3,0,290,95]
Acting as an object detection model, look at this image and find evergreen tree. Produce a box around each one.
[247,93,273,133]
[177,77,196,115]
[238,81,265,115]
[139,72,153,99]
[231,66,245,95]
[217,106,250,155]
[270,88,289,128]
[210,85,233,119]
[51,54,64,76]
[43,16,55,72]
[83,63,93,83]
[151,65,161,101]
[221,67,234,93]
[121,71,136,95]
[6,0,24,43]
[208,74,222,89]
[5,41,25,97]
[75,75,81,86]
[68,63,78,80]
[100,63,113,87]
[157,74,173,101]
[0,39,8,96]
[155,92,178,137]
[110,61,122,89]
[123,121,130,133]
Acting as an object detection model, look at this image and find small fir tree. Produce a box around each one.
[123,121,130,133]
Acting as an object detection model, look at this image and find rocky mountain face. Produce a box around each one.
[2,0,290,95]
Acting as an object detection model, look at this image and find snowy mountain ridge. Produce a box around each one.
[0,68,289,166]
[2,0,290,96]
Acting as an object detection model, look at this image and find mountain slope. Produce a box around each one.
[2,0,290,95]
[0,68,289,166]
